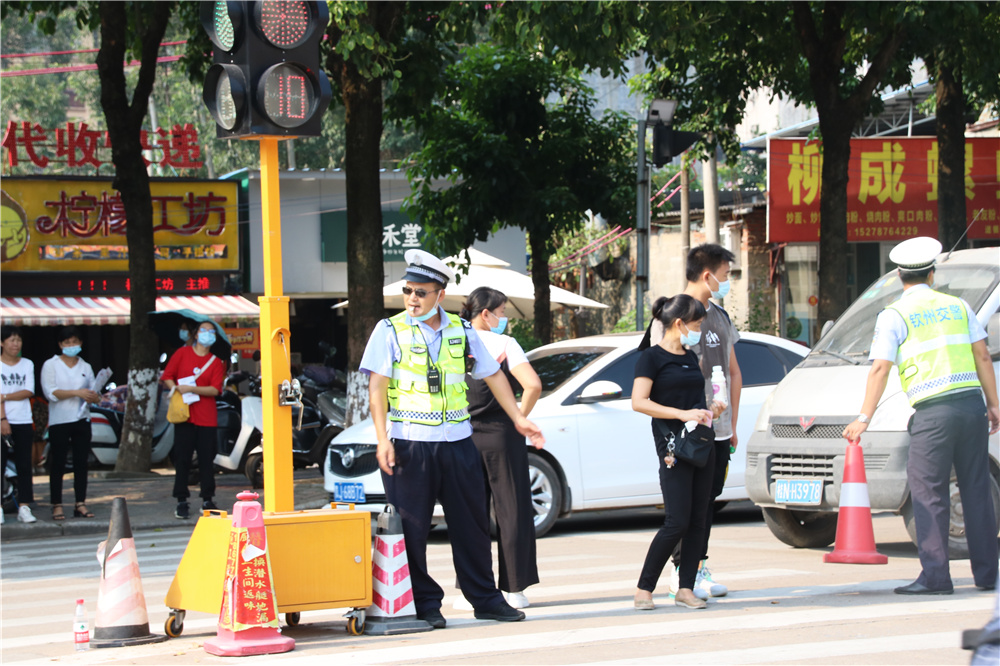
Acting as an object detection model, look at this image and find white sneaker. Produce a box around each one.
[17,505,36,523]
[452,595,474,611]
[505,591,530,609]
[669,565,680,595]
[695,562,728,598]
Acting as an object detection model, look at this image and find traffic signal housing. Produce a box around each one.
[202,1,332,138]
[651,124,701,168]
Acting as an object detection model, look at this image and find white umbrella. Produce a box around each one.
[333,249,608,318]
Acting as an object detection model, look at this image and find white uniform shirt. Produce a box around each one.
[41,355,95,425]
[1,357,35,425]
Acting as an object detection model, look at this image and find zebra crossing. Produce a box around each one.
[1,520,993,664]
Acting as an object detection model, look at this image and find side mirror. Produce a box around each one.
[231,352,239,364]
[577,380,623,404]
[819,320,834,340]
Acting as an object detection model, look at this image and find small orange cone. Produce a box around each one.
[92,497,168,648]
[364,504,433,635]
[824,441,888,565]
[203,491,294,657]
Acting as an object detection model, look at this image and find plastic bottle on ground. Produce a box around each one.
[74,599,89,651]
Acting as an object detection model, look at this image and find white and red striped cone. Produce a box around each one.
[824,441,888,564]
[91,497,168,648]
[364,504,433,635]
[204,491,294,657]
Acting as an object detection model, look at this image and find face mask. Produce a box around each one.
[680,324,701,347]
[708,273,731,299]
[178,329,190,342]
[62,345,82,357]
[197,330,216,347]
[489,311,508,335]
[412,294,441,322]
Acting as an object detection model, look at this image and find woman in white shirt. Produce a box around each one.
[40,326,99,521]
[2,325,37,523]
[459,287,543,609]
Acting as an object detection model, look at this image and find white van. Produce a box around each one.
[746,247,1000,557]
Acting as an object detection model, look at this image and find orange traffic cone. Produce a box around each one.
[364,504,433,635]
[824,441,888,564]
[203,491,294,657]
[91,497,168,648]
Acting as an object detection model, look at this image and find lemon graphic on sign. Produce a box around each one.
[1,190,30,263]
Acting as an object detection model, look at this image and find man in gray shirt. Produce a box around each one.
[641,244,743,600]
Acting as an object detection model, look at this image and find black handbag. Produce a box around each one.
[657,420,714,468]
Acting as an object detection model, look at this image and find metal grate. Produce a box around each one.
[771,424,848,439]
[770,454,836,480]
[746,453,758,470]
[327,444,379,478]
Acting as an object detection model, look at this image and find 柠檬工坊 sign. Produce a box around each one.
[767,137,1000,243]
[0,178,239,273]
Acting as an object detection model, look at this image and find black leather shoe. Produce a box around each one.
[417,608,446,629]
[975,582,996,591]
[893,581,953,595]
[474,601,526,622]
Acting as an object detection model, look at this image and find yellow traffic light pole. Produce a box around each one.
[164,137,372,635]
[258,136,293,512]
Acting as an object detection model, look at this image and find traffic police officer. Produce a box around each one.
[844,237,999,594]
[361,249,545,628]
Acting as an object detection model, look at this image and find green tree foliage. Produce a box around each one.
[405,45,635,343]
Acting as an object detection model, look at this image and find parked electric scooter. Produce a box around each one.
[215,352,346,488]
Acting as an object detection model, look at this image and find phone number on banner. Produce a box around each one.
[852,225,920,239]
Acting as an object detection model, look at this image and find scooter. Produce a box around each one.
[214,369,346,488]
[2,436,18,516]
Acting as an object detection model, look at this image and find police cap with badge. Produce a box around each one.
[889,236,942,273]
[402,249,454,287]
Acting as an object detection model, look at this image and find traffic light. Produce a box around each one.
[202,1,332,138]
[651,124,701,167]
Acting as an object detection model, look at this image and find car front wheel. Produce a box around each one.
[527,452,562,538]
[761,506,838,548]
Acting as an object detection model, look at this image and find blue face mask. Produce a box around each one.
[197,330,216,347]
[489,312,508,335]
[709,273,731,299]
[178,329,190,342]
[680,324,701,347]
[411,294,441,322]
[62,345,82,357]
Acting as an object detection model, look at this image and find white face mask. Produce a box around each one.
[412,293,442,322]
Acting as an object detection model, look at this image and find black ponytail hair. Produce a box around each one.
[651,294,706,330]
[460,286,508,321]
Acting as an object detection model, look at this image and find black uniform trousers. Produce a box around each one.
[908,391,998,591]
[472,414,539,593]
[383,437,505,614]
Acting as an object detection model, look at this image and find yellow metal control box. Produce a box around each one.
[165,507,371,620]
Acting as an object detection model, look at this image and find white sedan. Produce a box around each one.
[324,331,808,536]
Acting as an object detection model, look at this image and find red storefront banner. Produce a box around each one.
[767,137,1000,243]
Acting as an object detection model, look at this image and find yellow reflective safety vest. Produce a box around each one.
[386,311,471,425]
[885,288,980,406]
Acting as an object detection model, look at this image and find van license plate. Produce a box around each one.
[334,482,365,503]
[775,478,822,505]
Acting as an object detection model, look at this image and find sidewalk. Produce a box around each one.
[0,468,331,542]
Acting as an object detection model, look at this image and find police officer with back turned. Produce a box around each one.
[844,237,999,595]
[361,250,545,629]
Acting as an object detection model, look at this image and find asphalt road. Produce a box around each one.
[1,502,996,665]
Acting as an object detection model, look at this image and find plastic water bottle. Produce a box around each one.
[73,599,89,651]
[710,365,728,408]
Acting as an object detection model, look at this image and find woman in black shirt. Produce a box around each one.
[632,295,722,611]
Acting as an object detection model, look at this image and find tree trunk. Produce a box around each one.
[327,3,402,427]
[814,119,852,339]
[529,232,552,344]
[934,60,967,252]
[96,1,172,472]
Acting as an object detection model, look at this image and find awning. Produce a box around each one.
[0,295,260,326]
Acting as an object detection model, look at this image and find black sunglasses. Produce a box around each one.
[402,286,441,298]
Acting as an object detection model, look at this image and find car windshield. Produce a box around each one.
[815,262,999,359]
[525,348,610,398]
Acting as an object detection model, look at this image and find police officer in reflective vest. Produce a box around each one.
[361,250,545,628]
[844,237,999,595]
